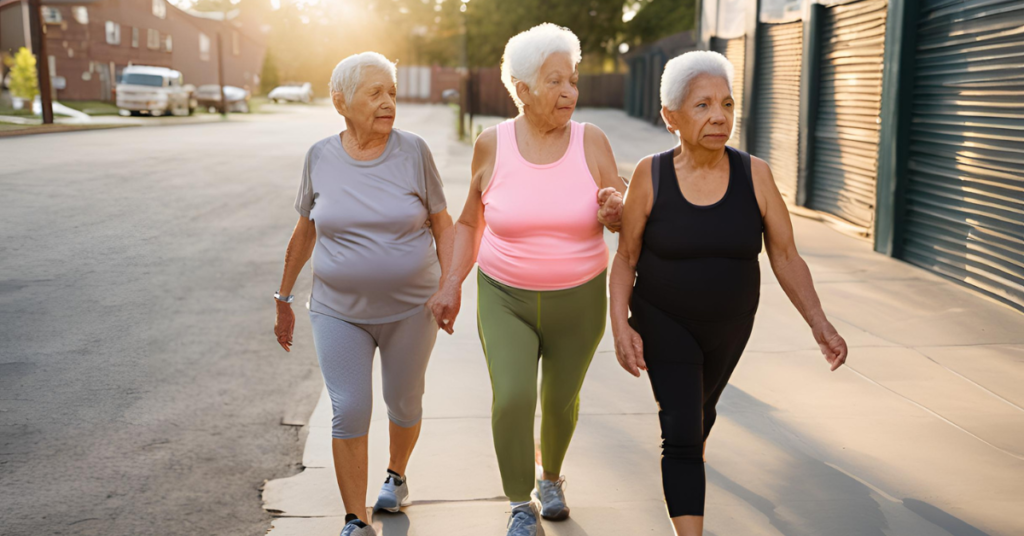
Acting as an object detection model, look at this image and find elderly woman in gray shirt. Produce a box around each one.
[273,52,453,536]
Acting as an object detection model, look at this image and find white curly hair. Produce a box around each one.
[501,23,582,112]
[660,50,734,111]
[329,51,397,104]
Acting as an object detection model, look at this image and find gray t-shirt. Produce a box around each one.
[295,129,447,324]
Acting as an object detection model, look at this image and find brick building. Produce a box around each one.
[0,0,266,101]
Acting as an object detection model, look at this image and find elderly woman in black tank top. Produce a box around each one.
[608,51,849,536]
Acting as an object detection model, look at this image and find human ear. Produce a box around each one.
[661,106,677,133]
[515,79,533,106]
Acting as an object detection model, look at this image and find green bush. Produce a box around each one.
[9,47,39,103]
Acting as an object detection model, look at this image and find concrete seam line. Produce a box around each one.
[823,462,902,504]
[916,353,1024,414]
[846,366,1024,462]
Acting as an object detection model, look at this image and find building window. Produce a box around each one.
[199,32,210,62]
[72,6,88,24]
[232,31,240,56]
[42,7,62,23]
[147,29,160,50]
[165,35,173,52]
[132,27,139,48]
[152,0,166,19]
[105,21,121,45]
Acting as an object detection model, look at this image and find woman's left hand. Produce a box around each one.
[813,320,848,371]
[598,187,624,232]
[275,301,295,352]
[426,281,461,335]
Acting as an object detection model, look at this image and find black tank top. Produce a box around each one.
[634,146,764,321]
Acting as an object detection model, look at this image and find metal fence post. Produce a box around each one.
[740,0,760,154]
[796,3,823,208]
[874,0,920,256]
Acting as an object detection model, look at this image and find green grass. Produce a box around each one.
[0,105,34,117]
[249,96,271,114]
[60,100,120,116]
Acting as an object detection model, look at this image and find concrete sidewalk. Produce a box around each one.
[262,105,1024,536]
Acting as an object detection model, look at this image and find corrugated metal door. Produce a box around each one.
[712,36,746,148]
[647,51,668,124]
[809,0,888,232]
[752,22,803,203]
[902,0,1024,311]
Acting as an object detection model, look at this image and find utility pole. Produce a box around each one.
[27,0,53,124]
[216,32,227,116]
[458,0,469,139]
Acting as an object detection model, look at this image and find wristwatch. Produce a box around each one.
[274,291,295,304]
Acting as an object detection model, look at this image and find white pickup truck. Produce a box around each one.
[116,66,196,117]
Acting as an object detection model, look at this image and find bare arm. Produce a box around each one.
[425,127,495,334]
[274,216,316,352]
[584,123,627,232]
[429,209,455,279]
[753,157,848,370]
[609,155,654,377]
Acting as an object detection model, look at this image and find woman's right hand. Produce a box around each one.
[426,280,462,335]
[275,301,295,352]
[613,322,646,377]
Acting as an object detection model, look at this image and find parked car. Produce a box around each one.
[441,88,460,104]
[194,84,251,113]
[268,82,313,104]
[116,66,196,117]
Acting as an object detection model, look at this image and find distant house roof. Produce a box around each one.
[123,65,182,77]
[184,7,240,21]
[177,5,267,45]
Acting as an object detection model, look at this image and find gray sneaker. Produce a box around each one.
[531,476,569,521]
[373,471,410,513]
[339,519,376,536]
[506,502,544,536]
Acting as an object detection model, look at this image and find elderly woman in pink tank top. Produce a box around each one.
[426,23,625,536]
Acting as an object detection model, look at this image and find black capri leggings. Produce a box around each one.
[630,293,755,517]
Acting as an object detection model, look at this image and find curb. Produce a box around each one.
[0,122,138,138]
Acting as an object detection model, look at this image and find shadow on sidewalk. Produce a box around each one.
[901,499,991,536]
[711,386,992,536]
[376,512,410,536]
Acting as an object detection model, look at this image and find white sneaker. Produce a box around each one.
[339,518,376,536]
[531,476,569,521]
[373,470,410,513]
[506,501,544,536]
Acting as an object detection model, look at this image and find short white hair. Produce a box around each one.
[329,52,397,104]
[501,23,582,112]
[660,50,734,111]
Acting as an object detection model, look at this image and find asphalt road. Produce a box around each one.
[5,103,1024,536]
[0,105,360,535]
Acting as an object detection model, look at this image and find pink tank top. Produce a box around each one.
[477,119,609,291]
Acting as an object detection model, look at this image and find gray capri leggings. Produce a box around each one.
[309,307,437,439]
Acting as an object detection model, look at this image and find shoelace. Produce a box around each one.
[506,509,534,529]
[540,476,567,500]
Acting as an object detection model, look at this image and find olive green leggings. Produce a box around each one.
[476,269,607,502]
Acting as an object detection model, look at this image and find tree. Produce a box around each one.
[8,47,39,106]
[623,0,696,47]
[260,49,279,95]
[465,0,627,70]
[368,0,628,71]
